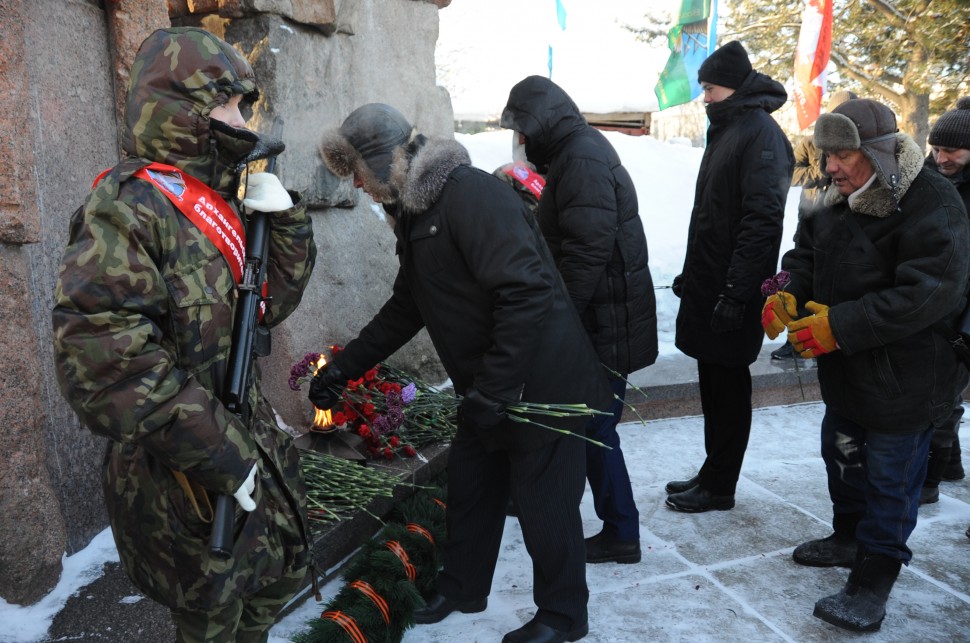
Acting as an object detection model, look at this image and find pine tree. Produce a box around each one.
[723,0,969,147]
[632,1,969,147]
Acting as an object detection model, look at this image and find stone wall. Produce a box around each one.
[0,0,452,606]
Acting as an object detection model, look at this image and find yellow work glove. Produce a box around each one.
[787,301,838,357]
[761,292,798,340]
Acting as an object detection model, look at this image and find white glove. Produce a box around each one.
[242,172,293,213]
[233,464,258,512]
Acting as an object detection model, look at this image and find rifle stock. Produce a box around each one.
[210,118,284,559]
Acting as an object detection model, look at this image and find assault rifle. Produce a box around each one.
[209,117,285,559]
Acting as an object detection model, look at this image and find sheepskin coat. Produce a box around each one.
[783,134,970,433]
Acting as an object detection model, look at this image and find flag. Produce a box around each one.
[549,0,567,79]
[792,0,833,130]
[654,0,718,110]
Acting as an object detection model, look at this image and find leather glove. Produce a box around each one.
[460,388,507,429]
[242,172,294,213]
[672,274,683,298]
[308,362,348,410]
[233,464,258,512]
[787,301,838,357]
[761,292,798,340]
[710,295,745,333]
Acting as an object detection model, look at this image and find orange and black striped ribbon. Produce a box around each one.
[321,610,366,643]
[350,579,390,625]
[406,522,435,546]
[385,540,417,581]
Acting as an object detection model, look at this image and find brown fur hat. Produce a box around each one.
[320,103,415,203]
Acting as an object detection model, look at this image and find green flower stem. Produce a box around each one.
[506,414,612,449]
[602,366,649,426]
[300,450,407,525]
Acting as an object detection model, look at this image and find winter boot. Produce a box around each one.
[813,552,902,632]
[920,445,951,505]
[944,434,965,481]
[793,512,860,568]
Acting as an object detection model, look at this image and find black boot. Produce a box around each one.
[944,434,965,481]
[813,552,902,632]
[585,531,641,564]
[921,445,951,505]
[413,593,488,624]
[771,343,794,360]
[793,512,860,567]
[664,474,698,494]
[665,484,734,513]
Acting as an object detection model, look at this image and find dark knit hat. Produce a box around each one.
[825,89,857,112]
[815,99,900,189]
[929,97,970,150]
[697,41,753,90]
[320,103,415,202]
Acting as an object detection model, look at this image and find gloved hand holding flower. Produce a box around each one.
[761,292,798,339]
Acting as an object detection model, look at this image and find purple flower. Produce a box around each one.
[385,391,403,412]
[288,352,322,390]
[372,415,392,435]
[761,271,791,297]
[401,382,417,404]
[387,408,404,430]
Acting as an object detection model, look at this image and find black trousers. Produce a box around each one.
[697,361,753,495]
[436,423,588,631]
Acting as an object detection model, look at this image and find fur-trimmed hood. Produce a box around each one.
[823,133,925,218]
[394,137,471,213]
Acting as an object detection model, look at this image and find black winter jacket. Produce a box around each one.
[675,71,794,366]
[784,135,970,434]
[501,76,658,374]
[334,138,612,451]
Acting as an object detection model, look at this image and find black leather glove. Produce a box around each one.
[308,362,348,410]
[710,294,745,334]
[460,388,508,429]
[672,274,684,298]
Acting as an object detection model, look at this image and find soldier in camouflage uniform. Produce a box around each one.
[52,27,316,642]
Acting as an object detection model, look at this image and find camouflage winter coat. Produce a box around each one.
[52,27,316,611]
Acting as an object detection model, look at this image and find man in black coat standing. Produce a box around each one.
[920,97,970,507]
[500,76,658,565]
[665,41,793,513]
[311,103,612,643]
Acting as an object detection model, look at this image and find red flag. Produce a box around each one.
[793,0,833,130]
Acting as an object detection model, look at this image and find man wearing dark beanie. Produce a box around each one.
[666,40,794,513]
[697,40,753,90]
[928,98,970,199]
[923,97,970,526]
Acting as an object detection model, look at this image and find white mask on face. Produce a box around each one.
[512,132,528,164]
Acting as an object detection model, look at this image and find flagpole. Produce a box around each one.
[549,0,567,80]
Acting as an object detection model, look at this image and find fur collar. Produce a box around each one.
[393,137,471,213]
[823,133,924,217]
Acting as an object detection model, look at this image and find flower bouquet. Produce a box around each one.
[290,346,456,460]
[291,346,615,460]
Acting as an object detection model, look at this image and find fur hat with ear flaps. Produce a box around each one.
[815,99,900,189]
[814,99,925,216]
[320,103,416,204]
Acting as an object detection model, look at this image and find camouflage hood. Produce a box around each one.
[122,27,259,193]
